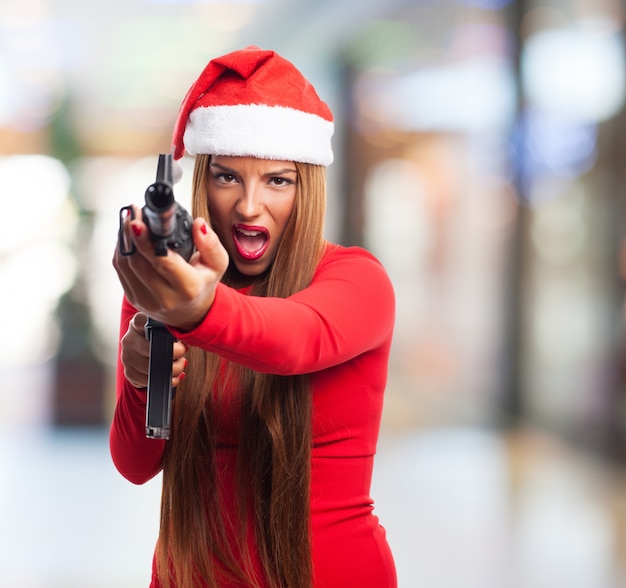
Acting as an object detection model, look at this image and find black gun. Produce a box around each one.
[118,153,194,439]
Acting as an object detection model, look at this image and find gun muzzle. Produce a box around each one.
[144,181,177,240]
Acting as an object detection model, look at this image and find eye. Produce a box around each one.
[215,173,237,184]
[269,176,294,187]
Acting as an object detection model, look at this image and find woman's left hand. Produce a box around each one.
[112,206,229,332]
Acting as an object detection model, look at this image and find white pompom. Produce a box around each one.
[172,159,184,184]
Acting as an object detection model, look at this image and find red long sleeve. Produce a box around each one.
[109,297,165,484]
[168,244,395,375]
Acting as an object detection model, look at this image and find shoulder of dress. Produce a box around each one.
[318,242,386,270]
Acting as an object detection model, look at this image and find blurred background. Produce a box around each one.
[2,0,626,586]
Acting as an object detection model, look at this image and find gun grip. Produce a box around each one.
[145,317,175,439]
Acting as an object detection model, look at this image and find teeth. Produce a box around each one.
[238,228,262,237]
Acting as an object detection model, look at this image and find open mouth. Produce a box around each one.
[232,224,270,261]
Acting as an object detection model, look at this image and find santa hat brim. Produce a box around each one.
[183,103,334,166]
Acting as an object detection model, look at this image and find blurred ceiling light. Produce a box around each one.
[145,0,266,3]
[4,22,51,55]
[0,0,49,27]
[522,25,625,123]
[0,155,77,364]
[138,0,263,34]
[0,3,75,130]
[1,241,77,364]
[364,158,430,282]
[457,0,512,8]
[357,56,515,134]
[0,155,73,255]
[86,16,238,113]
[188,1,260,33]
[12,70,66,131]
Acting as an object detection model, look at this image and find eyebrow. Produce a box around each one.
[209,162,297,176]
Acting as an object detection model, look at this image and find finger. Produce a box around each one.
[172,356,188,378]
[171,355,188,389]
[191,218,229,276]
[115,204,194,294]
[171,372,185,388]
[120,333,149,388]
[128,213,189,273]
[124,219,198,301]
[121,316,150,359]
[130,312,149,337]
[113,211,164,308]
[117,207,181,285]
[120,337,149,367]
[121,317,149,349]
[172,340,189,361]
[120,342,149,388]
[123,219,225,318]
[114,225,174,314]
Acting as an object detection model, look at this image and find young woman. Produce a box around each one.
[111,46,397,588]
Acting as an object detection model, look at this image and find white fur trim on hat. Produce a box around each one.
[183,104,334,166]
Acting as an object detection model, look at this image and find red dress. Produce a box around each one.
[110,244,397,587]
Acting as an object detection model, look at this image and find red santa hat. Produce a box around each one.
[171,46,334,166]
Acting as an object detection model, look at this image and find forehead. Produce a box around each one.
[210,155,296,172]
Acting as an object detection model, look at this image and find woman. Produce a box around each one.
[111,46,397,588]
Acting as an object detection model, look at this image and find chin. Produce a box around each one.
[226,260,270,288]
[237,260,267,276]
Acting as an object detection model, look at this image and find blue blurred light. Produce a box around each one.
[512,109,598,200]
[527,112,597,178]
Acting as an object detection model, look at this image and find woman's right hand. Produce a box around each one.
[121,312,188,390]
[113,208,229,333]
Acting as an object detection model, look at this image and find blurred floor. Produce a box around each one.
[1,424,626,588]
[374,427,626,588]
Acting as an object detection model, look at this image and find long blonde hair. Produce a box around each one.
[156,155,327,587]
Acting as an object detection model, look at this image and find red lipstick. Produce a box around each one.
[232,224,270,261]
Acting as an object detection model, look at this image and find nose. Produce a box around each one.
[235,183,263,219]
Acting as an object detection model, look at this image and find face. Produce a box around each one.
[206,155,297,284]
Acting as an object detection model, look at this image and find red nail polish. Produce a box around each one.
[131,224,142,237]
[200,222,208,235]
[179,372,186,381]
[183,359,188,369]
